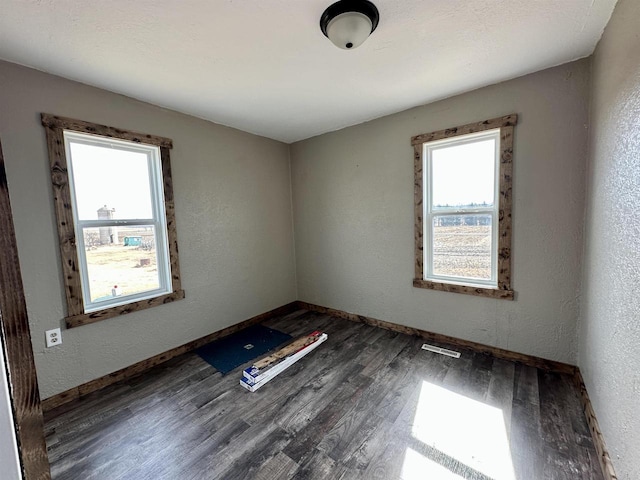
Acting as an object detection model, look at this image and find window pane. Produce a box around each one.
[83,226,160,303]
[431,138,495,208]
[432,215,492,281]
[69,141,154,220]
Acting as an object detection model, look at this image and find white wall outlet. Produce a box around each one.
[45,328,62,348]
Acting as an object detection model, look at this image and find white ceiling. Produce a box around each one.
[0,1,617,143]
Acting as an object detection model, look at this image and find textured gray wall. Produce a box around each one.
[579,0,640,477]
[0,60,297,399]
[291,60,590,364]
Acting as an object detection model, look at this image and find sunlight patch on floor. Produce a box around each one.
[401,447,466,479]
[409,381,516,480]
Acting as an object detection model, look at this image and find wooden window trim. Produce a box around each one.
[41,114,184,328]
[412,114,516,300]
[0,139,51,478]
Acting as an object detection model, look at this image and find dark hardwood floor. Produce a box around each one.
[44,309,603,480]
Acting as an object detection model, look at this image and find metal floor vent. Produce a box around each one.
[421,343,461,358]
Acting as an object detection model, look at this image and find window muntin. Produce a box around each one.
[424,129,500,288]
[64,132,172,312]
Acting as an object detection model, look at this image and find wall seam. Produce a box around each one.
[286,145,299,300]
[574,55,595,368]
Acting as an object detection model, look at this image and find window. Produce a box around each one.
[42,114,184,327]
[412,115,516,299]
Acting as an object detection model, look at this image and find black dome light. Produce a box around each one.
[320,0,380,50]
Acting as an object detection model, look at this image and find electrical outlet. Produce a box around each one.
[45,328,62,348]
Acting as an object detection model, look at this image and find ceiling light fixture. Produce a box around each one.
[320,0,379,50]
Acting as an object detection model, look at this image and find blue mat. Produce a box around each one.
[196,324,292,375]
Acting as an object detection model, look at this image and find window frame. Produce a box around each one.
[424,129,500,287]
[64,132,172,312]
[412,114,517,300]
[42,114,185,328]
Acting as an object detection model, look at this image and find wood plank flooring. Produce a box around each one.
[44,310,603,480]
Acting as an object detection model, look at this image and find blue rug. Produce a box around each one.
[196,324,292,375]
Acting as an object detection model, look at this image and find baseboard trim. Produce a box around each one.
[573,370,618,480]
[41,301,299,412]
[297,301,576,375]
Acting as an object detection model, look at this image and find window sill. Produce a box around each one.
[413,279,514,300]
[65,290,186,328]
